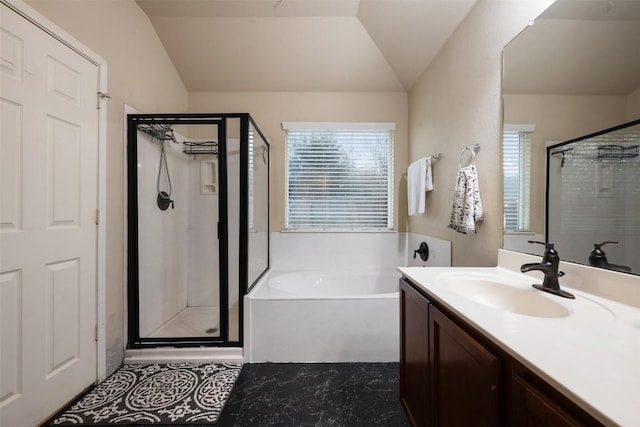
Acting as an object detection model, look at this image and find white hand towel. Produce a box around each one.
[448,164,484,234]
[407,157,433,216]
[425,158,433,192]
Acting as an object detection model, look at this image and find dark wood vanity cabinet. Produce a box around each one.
[399,278,604,427]
[430,305,501,427]
[399,278,500,426]
[400,279,431,426]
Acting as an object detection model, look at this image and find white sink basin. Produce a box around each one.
[439,273,570,318]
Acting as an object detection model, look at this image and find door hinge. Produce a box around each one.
[97,91,110,109]
[95,324,99,342]
[95,209,101,225]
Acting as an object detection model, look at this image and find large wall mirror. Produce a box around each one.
[502,0,640,274]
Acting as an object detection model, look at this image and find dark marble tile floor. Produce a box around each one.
[216,362,410,427]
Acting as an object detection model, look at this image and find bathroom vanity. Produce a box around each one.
[398,250,640,427]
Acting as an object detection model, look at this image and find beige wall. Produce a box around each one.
[628,86,640,121]
[504,94,629,233]
[27,0,188,374]
[188,92,409,231]
[407,0,553,267]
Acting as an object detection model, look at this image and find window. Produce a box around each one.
[283,122,395,230]
[503,124,534,231]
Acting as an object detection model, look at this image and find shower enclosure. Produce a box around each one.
[126,113,269,348]
[547,119,640,273]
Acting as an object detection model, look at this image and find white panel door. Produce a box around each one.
[0,5,99,426]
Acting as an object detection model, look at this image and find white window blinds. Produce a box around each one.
[248,127,254,229]
[283,122,394,230]
[503,125,534,231]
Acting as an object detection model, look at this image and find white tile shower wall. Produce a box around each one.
[186,139,241,310]
[137,132,189,336]
[187,156,219,307]
[270,232,451,270]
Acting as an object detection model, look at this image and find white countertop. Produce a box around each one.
[398,250,640,427]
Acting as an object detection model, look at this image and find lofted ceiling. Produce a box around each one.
[135,0,478,92]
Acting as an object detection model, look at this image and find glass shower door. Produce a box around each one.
[247,120,270,291]
[127,115,228,347]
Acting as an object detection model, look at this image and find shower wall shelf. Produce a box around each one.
[183,140,219,157]
[200,159,217,195]
[136,123,176,142]
[136,122,218,157]
[597,144,638,161]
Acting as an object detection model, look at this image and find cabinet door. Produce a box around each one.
[400,279,431,427]
[430,306,501,427]
[511,373,584,427]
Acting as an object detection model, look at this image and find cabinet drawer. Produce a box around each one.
[512,373,585,427]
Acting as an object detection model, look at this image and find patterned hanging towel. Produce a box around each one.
[448,164,484,234]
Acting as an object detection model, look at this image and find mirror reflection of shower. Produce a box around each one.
[547,120,640,274]
[127,114,270,348]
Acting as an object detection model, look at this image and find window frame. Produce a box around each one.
[503,124,535,232]
[282,122,395,232]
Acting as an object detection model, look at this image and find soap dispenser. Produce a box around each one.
[589,241,632,273]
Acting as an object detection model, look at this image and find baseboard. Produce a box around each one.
[124,347,244,364]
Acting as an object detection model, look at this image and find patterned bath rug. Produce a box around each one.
[49,362,242,425]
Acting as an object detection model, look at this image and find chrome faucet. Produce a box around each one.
[520,241,575,299]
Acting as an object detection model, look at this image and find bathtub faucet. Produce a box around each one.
[520,241,574,299]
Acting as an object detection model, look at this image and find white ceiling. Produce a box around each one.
[135,0,478,92]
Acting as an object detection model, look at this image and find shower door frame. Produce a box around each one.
[242,115,271,295]
[127,113,235,348]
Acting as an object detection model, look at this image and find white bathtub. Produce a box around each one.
[244,269,400,363]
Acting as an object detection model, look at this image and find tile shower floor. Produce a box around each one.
[216,362,409,426]
[147,306,239,340]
